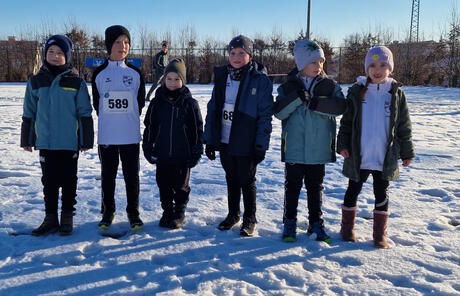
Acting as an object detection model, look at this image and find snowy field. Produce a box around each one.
[0,82,459,295]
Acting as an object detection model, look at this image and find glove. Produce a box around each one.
[205,145,216,161]
[253,149,265,164]
[186,154,201,168]
[313,78,336,97]
[143,148,157,165]
[297,89,310,103]
[309,78,336,111]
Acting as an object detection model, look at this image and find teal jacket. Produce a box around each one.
[20,66,94,151]
[337,80,415,182]
[274,70,346,164]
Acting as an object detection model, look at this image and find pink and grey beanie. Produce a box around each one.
[365,46,394,74]
[293,39,325,71]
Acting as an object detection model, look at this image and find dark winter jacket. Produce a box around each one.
[337,80,415,182]
[143,85,203,165]
[274,69,346,164]
[20,65,94,151]
[203,61,274,156]
[154,51,168,77]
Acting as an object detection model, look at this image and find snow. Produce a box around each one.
[0,82,459,295]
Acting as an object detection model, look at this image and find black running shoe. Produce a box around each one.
[217,215,240,231]
[98,213,114,229]
[129,215,144,231]
[240,220,256,237]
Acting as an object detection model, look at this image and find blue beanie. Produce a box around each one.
[293,39,325,71]
[44,35,73,64]
[365,46,394,74]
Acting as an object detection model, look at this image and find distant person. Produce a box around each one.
[92,25,146,231]
[20,34,94,236]
[204,35,274,237]
[274,39,346,243]
[154,41,169,83]
[146,41,169,100]
[143,58,203,229]
[337,45,414,248]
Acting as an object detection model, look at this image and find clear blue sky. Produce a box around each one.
[0,0,457,47]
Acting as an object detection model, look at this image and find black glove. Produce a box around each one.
[309,78,336,111]
[143,146,157,165]
[253,149,265,164]
[297,89,310,103]
[308,96,320,111]
[313,78,336,97]
[186,154,201,168]
[205,145,216,161]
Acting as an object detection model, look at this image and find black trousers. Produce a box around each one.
[156,163,190,214]
[219,148,258,223]
[343,169,390,211]
[98,144,140,217]
[39,150,78,215]
[283,163,325,224]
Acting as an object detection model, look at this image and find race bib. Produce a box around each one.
[222,103,235,127]
[102,91,133,113]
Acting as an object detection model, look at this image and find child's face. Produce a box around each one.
[368,62,391,84]
[301,59,324,78]
[165,72,183,91]
[110,35,130,61]
[46,45,66,66]
[229,48,251,69]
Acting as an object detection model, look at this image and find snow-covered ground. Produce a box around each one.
[0,83,458,295]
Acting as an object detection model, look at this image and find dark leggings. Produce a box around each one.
[343,170,389,211]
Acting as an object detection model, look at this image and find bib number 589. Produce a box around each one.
[108,98,129,109]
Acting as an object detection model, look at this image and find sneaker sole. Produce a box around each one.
[131,225,144,232]
[282,236,296,242]
[98,224,110,231]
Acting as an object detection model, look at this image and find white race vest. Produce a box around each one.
[95,60,142,145]
[221,75,239,144]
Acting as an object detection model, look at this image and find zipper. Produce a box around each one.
[169,107,174,156]
[183,126,191,156]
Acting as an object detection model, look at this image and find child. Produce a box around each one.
[143,58,203,229]
[20,34,94,236]
[204,35,273,237]
[92,25,146,231]
[337,45,414,248]
[274,39,346,243]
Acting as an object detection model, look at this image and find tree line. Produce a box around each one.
[0,12,458,86]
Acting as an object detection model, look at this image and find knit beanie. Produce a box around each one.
[293,39,325,71]
[44,35,73,64]
[164,58,186,83]
[105,25,131,55]
[228,35,253,56]
[365,46,394,74]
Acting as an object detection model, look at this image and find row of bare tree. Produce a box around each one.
[1,12,458,86]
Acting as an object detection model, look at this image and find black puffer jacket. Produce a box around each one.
[143,85,203,165]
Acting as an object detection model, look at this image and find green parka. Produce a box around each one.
[337,80,415,182]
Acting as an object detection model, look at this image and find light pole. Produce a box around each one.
[306,0,311,39]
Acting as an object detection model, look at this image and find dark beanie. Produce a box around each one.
[105,25,131,55]
[44,35,73,64]
[164,58,186,83]
[228,35,253,56]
